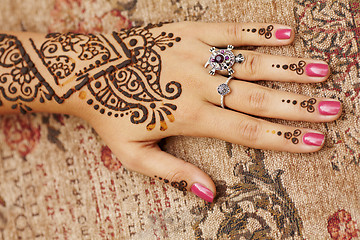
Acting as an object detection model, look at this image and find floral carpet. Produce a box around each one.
[0,0,359,239]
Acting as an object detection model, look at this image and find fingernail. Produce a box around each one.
[318,101,341,115]
[275,29,292,39]
[303,132,325,146]
[191,183,214,202]
[305,63,329,77]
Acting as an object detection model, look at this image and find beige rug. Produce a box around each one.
[0,0,359,239]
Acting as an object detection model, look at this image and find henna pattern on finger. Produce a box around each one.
[282,98,317,113]
[154,175,188,192]
[0,24,182,131]
[242,25,274,39]
[282,99,298,105]
[266,129,302,144]
[300,98,317,113]
[272,60,306,75]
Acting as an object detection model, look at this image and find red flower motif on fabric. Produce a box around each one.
[0,195,5,207]
[328,209,359,240]
[101,146,122,171]
[50,0,132,34]
[2,115,41,157]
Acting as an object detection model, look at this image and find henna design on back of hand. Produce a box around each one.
[0,24,182,131]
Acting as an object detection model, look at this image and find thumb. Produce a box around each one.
[121,142,216,203]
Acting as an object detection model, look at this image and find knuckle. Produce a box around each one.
[247,89,270,114]
[165,162,190,183]
[243,53,262,78]
[237,120,262,143]
[179,102,202,123]
[226,23,242,42]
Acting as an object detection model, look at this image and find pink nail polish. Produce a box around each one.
[305,63,329,77]
[191,183,214,202]
[275,29,292,39]
[318,101,341,115]
[303,133,325,146]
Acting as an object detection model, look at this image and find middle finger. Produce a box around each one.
[201,49,330,83]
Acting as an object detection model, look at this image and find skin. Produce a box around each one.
[0,22,342,201]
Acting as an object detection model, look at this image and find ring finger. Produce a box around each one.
[202,73,342,122]
[193,104,326,153]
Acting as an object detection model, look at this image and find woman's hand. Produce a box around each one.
[0,22,342,202]
[79,22,341,202]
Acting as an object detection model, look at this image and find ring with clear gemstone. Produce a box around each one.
[218,76,233,108]
[217,83,230,96]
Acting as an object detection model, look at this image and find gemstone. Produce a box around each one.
[225,56,229,60]
[215,54,224,63]
[217,83,230,96]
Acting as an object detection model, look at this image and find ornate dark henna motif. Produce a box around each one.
[258,25,274,39]
[267,129,302,144]
[242,25,274,39]
[282,98,317,113]
[35,25,181,131]
[0,34,57,114]
[0,24,182,131]
[284,129,302,144]
[300,98,317,113]
[272,60,306,75]
[154,176,188,192]
[171,180,188,192]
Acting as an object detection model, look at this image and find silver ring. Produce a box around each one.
[204,45,245,76]
[217,76,232,108]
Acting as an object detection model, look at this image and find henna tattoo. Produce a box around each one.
[35,33,118,85]
[0,34,57,113]
[0,24,182,131]
[284,129,302,144]
[84,27,182,130]
[300,98,317,113]
[266,129,302,144]
[242,25,274,39]
[272,61,306,75]
[154,176,188,192]
[171,180,188,192]
[282,99,298,105]
[259,25,274,39]
[282,98,317,113]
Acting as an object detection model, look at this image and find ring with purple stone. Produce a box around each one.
[205,45,245,76]
[217,76,232,108]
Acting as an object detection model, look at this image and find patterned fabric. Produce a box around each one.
[0,0,359,239]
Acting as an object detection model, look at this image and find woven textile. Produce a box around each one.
[0,0,359,239]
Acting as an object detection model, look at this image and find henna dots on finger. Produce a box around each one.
[242,25,274,39]
[266,129,302,144]
[272,61,306,75]
[154,176,188,192]
[282,98,317,113]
